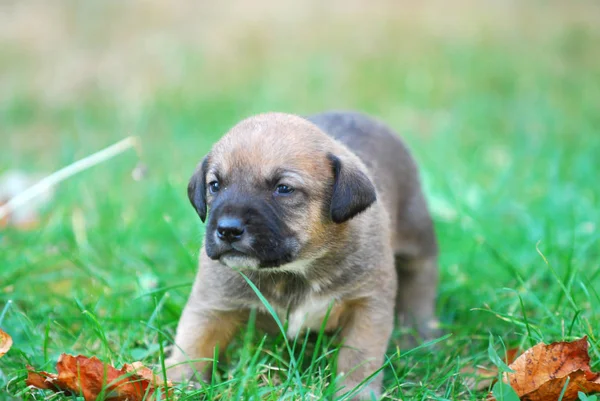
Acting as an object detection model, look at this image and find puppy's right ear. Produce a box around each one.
[187,155,210,222]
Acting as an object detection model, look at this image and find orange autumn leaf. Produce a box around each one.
[0,328,12,358]
[487,337,600,401]
[26,354,172,401]
[25,367,56,389]
[123,361,167,388]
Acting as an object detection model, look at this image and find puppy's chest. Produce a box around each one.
[260,293,345,339]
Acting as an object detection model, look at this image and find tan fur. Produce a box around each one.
[166,111,438,400]
[167,304,246,382]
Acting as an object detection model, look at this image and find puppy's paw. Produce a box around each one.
[163,358,205,386]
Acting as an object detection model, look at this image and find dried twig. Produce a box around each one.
[0,136,141,220]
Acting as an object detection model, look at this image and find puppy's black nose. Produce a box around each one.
[216,217,245,242]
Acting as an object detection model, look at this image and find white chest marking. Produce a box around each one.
[283,296,335,339]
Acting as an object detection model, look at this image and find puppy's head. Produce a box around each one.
[188,113,376,270]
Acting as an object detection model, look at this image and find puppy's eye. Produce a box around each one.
[208,181,220,194]
[275,184,294,195]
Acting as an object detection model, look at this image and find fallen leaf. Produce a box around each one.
[26,354,172,400]
[26,366,57,389]
[0,328,12,358]
[487,337,600,401]
[123,361,169,388]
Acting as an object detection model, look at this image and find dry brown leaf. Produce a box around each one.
[25,366,57,389]
[486,337,600,401]
[0,328,12,358]
[516,369,600,401]
[504,337,600,401]
[123,361,170,388]
[26,354,172,401]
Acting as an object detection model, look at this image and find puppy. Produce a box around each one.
[166,111,438,399]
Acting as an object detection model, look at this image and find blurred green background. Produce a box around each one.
[1,1,599,399]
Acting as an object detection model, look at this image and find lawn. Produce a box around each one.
[1,1,599,400]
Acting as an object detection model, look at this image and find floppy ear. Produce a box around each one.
[187,155,210,222]
[327,153,377,223]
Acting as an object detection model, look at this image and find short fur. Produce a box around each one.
[166,111,438,400]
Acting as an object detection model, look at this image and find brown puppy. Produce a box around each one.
[166,111,438,399]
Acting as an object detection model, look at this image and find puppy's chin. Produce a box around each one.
[220,253,261,269]
[218,252,300,271]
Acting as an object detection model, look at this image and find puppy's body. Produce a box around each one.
[167,111,437,399]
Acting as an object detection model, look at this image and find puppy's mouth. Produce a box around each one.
[212,244,295,270]
[219,250,261,269]
[218,249,296,270]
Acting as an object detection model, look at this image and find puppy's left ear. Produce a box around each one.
[327,153,377,223]
[187,155,210,222]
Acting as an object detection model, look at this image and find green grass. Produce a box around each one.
[1,2,600,400]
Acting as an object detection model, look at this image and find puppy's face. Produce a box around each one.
[188,113,376,270]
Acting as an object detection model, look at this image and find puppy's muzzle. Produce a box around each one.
[216,216,245,243]
[204,191,300,268]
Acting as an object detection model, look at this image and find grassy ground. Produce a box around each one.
[1,1,599,400]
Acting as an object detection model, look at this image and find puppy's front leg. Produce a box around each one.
[166,307,244,384]
[337,298,394,400]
